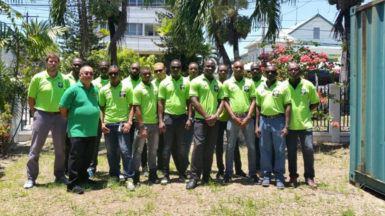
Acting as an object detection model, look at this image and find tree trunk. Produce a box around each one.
[77,0,89,59]
[341,11,350,84]
[108,0,128,65]
[108,17,117,65]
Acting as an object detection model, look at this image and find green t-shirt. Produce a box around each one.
[99,82,133,123]
[59,82,100,137]
[218,79,229,122]
[92,76,110,90]
[122,76,142,89]
[189,74,223,120]
[158,76,190,115]
[28,71,71,112]
[66,73,77,86]
[223,76,255,114]
[286,79,320,130]
[255,80,291,116]
[133,82,158,124]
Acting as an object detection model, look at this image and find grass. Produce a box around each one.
[0,140,384,215]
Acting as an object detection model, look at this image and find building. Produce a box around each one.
[101,0,166,55]
[244,14,342,62]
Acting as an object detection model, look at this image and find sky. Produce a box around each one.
[1,0,372,60]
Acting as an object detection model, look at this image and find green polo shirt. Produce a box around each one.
[59,82,100,137]
[223,76,255,114]
[133,82,158,124]
[218,79,229,122]
[66,73,77,86]
[286,79,320,130]
[28,71,70,112]
[99,82,133,123]
[122,76,142,89]
[158,76,190,115]
[189,74,223,120]
[255,80,291,116]
[92,76,110,90]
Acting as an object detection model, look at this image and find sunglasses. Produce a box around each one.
[83,72,93,76]
[251,68,261,71]
[108,72,118,76]
[288,68,300,72]
[171,66,181,69]
[154,70,163,73]
[265,70,277,73]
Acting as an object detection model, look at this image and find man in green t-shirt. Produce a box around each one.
[158,59,191,184]
[132,67,160,185]
[286,62,319,189]
[24,53,70,189]
[255,64,291,189]
[99,65,136,190]
[66,58,83,85]
[186,59,224,190]
[88,60,110,179]
[59,65,100,194]
[223,61,258,184]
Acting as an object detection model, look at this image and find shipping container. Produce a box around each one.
[349,0,385,194]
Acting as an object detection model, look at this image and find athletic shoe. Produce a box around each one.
[23,180,35,189]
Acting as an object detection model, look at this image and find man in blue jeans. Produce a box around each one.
[222,61,257,184]
[99,65,135,190]
[255,64,291,189]
[286,62,319,189]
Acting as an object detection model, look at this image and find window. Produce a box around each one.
[128,0,143,6]
[313,27,320,39]
[126,23,143,36]
[144,24,158,36]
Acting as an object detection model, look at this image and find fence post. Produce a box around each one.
[328,84,341,142]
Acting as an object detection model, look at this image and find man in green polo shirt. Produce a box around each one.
[24,53,70,189]
[99,65,136,190]
[66,57,83,85]
[158,59,191,184]
[59,65,100,194]
[222,61,258,184]
[88,60,110,179]
[186,59,224,190]
[132,67,160,185]
[285,62,319,189]
[255,64,291,189]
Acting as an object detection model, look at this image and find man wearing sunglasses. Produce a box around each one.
[158,59,192,184]
[99,65,136,190]
[88,60,110,179]
[255,64,291,189]
[59,66,100,194]
[285,62,319,189]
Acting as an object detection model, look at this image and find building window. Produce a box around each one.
[144,24,158,36]
[127,23,143,36]
[313,27,320,39]
[128,0,143,6]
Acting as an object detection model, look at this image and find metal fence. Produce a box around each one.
[313,85,329,132]
[340,84,350,132]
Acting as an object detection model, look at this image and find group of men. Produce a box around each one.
[24,53,319,194]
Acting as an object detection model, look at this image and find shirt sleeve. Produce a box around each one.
[283,85,291,105]
[158,81,166,100]
[59,88,73,109]
[27,76,39,98]
[99,88,106,107]
[309,84,320,104]
[133,88,141,105]
[218,83,224,100]
[189,80,199,97]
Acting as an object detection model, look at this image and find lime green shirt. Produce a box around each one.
[286,79,320,130]
[59,82,100,137]
[66,73,77,86]
[218,79,229,122]
[255,80,291,116]
[158,76,190,115]
[92,76,110,90]
[99,82,133,123]
[189,74,223,120]
[133,82,158,124]
[28,71,71,112]
[122,76,142,89]
[223,76,255,114]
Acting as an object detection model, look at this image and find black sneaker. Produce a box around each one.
[235,170,247,178]
[67,185,84,194]
[186,179,198,190]
[251,175,261,185]
[178,174,188,183]
[222,174,231,184]
[288,177,298,188]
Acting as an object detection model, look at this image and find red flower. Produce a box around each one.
[331,121,340,128]
[300,55,311,63]
[328,64,334,69]
[317,91,322,98]
[318,52,327,58]
[5,133,10,137]
[333,69,340,74]
[320,97,328,104]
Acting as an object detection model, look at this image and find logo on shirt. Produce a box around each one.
[243,86,250,92]
[93,93,97,97]
[272,90,280,97]
[58,82,63,88]
[214,85,219,92]
[180,84,185,90]
[300,88,308,95]
[120,91,126,98]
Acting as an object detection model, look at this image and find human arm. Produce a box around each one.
[59,107,68,118]
[185,99,192,130]
[135,105,147,139]
[281,104,291,138]
[158,99,166,133]
[255,106,261,138]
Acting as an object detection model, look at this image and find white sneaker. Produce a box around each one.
[143,166,149,177]
[119,174,126,184]
[126,178,135,191]
[55,176,68,185]
[23,180,35,189]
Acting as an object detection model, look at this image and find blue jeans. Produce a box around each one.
[104,122,134,178]
[133,124,159,171]
[260,115,286,181]
[225,118,256,177]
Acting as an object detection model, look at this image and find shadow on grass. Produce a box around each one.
[313,142,349,154]
[0,165,4,179]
